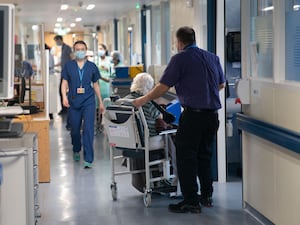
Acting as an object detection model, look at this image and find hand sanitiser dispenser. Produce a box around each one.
[235,79,250,104]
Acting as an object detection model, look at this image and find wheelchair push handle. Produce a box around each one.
[115,98,145,118]
[115,98,134,104]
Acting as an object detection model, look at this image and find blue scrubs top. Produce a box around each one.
[62,60,101,109]
[160,46,225,110]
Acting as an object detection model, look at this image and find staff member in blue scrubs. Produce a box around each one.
[61,40,104,168]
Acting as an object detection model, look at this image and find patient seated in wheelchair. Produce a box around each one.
[124,73,177,191]
[104,72,178,193]
[126,73,164,147]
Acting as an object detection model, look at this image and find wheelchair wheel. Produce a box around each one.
[143,190,152,207]
[111,183,117,201]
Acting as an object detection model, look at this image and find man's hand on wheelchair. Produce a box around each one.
[132,96,148,108]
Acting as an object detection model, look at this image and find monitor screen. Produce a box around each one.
[226,31,241,62]
[0,4,14,100]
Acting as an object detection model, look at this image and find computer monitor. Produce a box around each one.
[0,4,15,100]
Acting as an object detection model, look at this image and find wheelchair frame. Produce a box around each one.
[103,98,176,207]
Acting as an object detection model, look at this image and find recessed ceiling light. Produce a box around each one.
[60,4,69,10]
[66,28,71,32]
[75,17,82,22]
[55,23,61,27]
[70,23,76,27]
[261,6,274,11]
[294,4,300,10]
[32,25,38,31]
[57,17,63,22]
[86,4,95,10]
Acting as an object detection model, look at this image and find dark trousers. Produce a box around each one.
[175,109,219,203]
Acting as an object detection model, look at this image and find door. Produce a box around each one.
[0,148,31,225]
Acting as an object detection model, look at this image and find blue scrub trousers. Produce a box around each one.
[69,101,95,163]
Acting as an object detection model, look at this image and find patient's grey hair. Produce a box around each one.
[130,73,154,95]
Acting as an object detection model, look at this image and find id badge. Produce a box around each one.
[77,87,85,94]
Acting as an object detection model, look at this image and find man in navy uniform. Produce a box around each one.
[133,26,225,213]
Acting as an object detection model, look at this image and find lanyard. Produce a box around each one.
[78,68,85,87]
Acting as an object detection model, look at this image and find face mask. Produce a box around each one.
[75,51,86,59]
[98,50,105,57]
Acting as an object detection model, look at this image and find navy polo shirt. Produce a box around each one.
[160,46,225,110]
[62,60,101,108]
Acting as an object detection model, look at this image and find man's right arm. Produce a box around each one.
[219,83,225,90]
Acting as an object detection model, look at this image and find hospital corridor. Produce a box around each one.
[36,114,260,225]
[1,0,300,224]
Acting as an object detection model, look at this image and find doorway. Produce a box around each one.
[224,0,242,180]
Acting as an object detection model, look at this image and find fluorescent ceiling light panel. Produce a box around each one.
[86,4,95,10]
[32,25,38,31]
[293,4,300,10]
[262,6,274,11]
[60,4,69,10]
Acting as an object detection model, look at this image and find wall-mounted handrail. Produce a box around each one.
[236,113,300,154]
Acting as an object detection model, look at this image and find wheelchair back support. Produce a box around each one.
[104,104,146,149]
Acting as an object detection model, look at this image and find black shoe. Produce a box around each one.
[66,125,71,131]
[58,109,67,115]
[199,196,213,207]
[168,200,201,213]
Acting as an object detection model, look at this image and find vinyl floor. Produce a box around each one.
[37,114,261,225]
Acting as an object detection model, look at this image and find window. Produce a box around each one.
[250,0,273,78]
[285,0,300,81]
[152,5,161,65]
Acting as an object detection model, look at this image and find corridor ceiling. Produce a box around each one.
[0,0,152,32]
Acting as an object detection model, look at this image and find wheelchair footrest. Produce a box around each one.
[122,148,165,160]
[152,180,177,193]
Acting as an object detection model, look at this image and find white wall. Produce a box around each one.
[243,133,300,225]
[241,0,300,224]
[244,80,300,132]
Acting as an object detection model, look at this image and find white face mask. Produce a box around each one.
[98,50,105,57]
